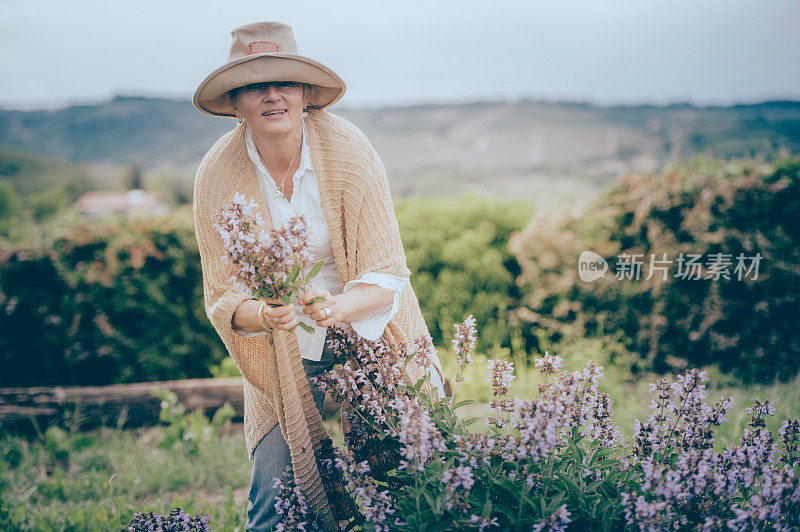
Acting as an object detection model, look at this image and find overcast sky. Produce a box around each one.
[1,0,798,110]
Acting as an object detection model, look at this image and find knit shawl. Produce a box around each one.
[192,108,445,526]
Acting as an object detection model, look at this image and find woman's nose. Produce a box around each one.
[262,85,281,100]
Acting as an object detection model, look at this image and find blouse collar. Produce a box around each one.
[243,116,314,186]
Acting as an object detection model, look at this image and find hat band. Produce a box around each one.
[247,41,282,54]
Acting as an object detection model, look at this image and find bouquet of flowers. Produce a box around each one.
[212,192,326,333]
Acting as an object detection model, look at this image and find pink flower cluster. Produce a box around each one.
[534,350,563,375]
[389,394,447,471]
[484,359,515,425]
[531,504,570,532]
[317,329,624,529]
[468,514,499,530]
[780,418,800,465]
[400,331,438,376]
[621,369,800,530]
[212,192,311,299]
[318,326,446,470]
[631,369,732,458]
[452,314,477,368]
[332,446,402,532]
[270,465,315,532]
[485,359,515,394]
[501,355,620,467]
[441,463,474,511]
[315,325,406,430]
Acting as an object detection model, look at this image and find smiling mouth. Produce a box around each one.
[262,109,287,117]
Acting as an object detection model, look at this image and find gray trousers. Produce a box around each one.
[244,343,335,531]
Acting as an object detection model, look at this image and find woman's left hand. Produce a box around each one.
[299,288,344,327]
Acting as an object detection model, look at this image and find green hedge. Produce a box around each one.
[5,154,796,387]
[395,195,534,352]
[0,195,532,387]
[510,155,800,383]
[0,209,223,387]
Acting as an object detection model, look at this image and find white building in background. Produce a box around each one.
[72,189,168,219]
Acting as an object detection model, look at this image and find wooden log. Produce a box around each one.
[0,373,449,435]
[0,377,248,434]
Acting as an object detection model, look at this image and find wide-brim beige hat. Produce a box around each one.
[193,21,346,117]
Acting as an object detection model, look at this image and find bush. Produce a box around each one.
[396,194,534,353]
[510,155,800,383]
[0,207,224,386]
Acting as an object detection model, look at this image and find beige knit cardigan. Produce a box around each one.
[193,108,445,523]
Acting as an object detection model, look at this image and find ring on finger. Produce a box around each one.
[322,307,332,319]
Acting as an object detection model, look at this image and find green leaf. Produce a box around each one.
[304,296,327,305]
[567,437,584,463]
[463,417,481,427]
[492,505,517,520]
[596,499,613,515]
[434,396,452,409]
[587,479,605,492]
[590,448,615,462]
[297,322,315,334]
[279,293,291,306]
[482,498,492,515]
[289,263,302,282]
[602,508,613,531]
[306,260,325,280]
[422,491,437,511]
[595,459,619,469]
[542,491,564,510]
[555,474,580,495]
[452,399,478,409]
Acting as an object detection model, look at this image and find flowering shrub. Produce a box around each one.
[510,156,800,383]
[270,316,800,531]
[620,371,800,531]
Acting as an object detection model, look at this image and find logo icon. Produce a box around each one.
[578,251,608,282]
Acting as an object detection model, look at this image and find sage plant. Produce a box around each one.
[273,321,799,531]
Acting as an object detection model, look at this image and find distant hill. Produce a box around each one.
[0,97,227,170]
[1,96,798,205]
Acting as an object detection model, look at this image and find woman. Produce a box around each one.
[192,22,445,531]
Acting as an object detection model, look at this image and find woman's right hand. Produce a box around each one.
[260,297,300,331]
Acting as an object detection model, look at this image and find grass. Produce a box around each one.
[2,334,798,530]
[0,423,251,531]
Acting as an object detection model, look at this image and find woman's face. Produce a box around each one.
[231,82,308,138]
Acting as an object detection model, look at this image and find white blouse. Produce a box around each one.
[233,118,407,362]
